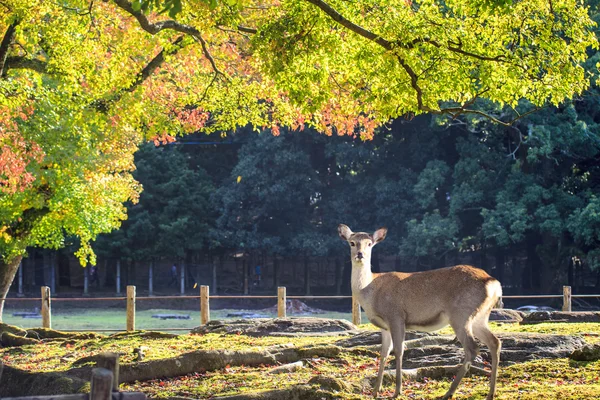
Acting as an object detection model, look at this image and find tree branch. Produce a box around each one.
[112,0,225,77]
[112,0,199,35]
[126,35,186,93]
[303,0,393,50]
[303,0,539,125]
[0,20,18,77]
[3,57,47,74]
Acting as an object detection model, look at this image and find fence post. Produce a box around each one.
[41,286,51,329]
[90,368,113,400]
[277,287,286,318]
[96,353,120,392]
[200,285,210,325]
[352,293,361,326]
[126,286,136,331]
[563,285,572,312]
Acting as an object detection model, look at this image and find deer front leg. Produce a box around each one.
[390,320,406,398]
[374,329,393,398]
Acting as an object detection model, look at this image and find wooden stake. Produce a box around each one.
[41,286,51,329]
[126,286,136,331]
[200,285,210,325]
[563,285,572,312]
[96,353,120,392]
[90,368,113,400]
[277,287,286,318]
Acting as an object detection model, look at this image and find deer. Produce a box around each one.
[338,224,502,399]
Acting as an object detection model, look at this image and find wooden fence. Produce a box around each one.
[3,285,600,332]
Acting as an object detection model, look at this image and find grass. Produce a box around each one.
[1,320,599,399]
[3,307,354,331]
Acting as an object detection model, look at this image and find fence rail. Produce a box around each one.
[2,285,600,331]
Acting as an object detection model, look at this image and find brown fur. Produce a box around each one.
[338,225,502,400]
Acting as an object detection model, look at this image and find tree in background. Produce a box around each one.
[94,143,215,281]
[2,0,599,318]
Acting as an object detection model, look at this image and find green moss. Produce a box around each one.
[2,322,600,399]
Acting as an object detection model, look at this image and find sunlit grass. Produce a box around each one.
[2,320,600,399]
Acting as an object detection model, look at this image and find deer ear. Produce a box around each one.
[338,224,353,241]
[373,227,387,244]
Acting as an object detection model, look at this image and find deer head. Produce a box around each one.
[338,224,387,264]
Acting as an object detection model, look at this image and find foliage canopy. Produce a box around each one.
[0,0,598,268]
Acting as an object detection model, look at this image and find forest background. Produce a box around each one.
[2,0,600,311]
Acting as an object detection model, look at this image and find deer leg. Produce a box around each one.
[390,320,406,398]
[473,322,501,400]
[441,322,478,400]
[374,329,393,398]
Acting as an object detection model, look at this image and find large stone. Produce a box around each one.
[522,311,600,323]
[339,331,587,370]
[570,343,600,361]
[192,318,357,337]
[490,309,524,322]
[334,330,434,348]
[307,375,351,392]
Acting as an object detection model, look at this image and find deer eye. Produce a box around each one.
[368,242,372,247]
[350,242,356,247]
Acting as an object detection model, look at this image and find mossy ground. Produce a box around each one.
[1,322,599,399]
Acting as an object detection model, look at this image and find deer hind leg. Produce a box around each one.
[441,320,478,400]
[390,321,406,398]
[473,320,501,400]
[373,329,393,398]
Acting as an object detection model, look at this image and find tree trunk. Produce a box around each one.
[304,256,311,295]
[243,258,248,295]
[527,234,545,291]
[394,256,402,272]
[567,257,574,287]
[273,257,279,288]
[335,258,342,295]
[511,255,520,290]
[0,255,23,322]
[372,252,381,273]
[494,247,505,283]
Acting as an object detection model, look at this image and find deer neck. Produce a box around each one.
[351,258,374,294]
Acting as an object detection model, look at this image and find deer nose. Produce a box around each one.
[357,252,364,259]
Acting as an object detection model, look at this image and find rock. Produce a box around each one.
[268,361,304,374]
[382,365,491,383]
[262,299,326,315]
[0,323,27,337]
[0,332,39,347]
[522,311,600,323]
[334,330,433,348]
[191,319,270,335]
[490,309,524,322]
[307,375,350,392]
[348,332,587,371]
[0,364,88,397]
[192,318,357,337]
[212,385,337,400]
[570,344,600,361]
[109,331,178,339]
[26,327,100,340]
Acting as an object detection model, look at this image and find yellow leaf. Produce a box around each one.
[237,176,242,183]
